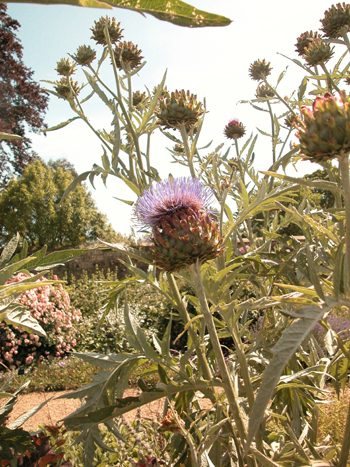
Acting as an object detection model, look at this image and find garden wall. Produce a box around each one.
[52,245,148,279]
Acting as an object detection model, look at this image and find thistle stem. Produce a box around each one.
[263,79,296,116]
[190,260,247,443]
[167,273,213,383]
[267,100,276,165]
[341,32,350,55]
[179,124,196,178]
[338,395,350,467]
[338,153,350,297]
[320,63,342,93]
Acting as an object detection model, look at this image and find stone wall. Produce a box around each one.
[52,247,147,280]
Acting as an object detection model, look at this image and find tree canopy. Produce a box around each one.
[0,159,119,250]
[0,4,48,188]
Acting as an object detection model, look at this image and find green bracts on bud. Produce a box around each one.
[295,91,350,162]
[249,59,272,81]
[56,58,76,77]
[54,77,80,100]
[321,3,350,39]
[72,45,96,66]
[155,90,204,132]
[91,16,123,46]
[150,210,224,273]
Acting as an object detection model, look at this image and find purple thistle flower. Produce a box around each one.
[133,177,216,230]
[132,177,224,272]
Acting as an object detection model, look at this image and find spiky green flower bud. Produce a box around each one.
[155,90,204,132]
[133,178,224,272]
[224,119,246,140]
[295,91,350,162]
[54,77,80,100]
[295,31,321,56]
[132,90,148,107]
[56,58,76,77]
[249,59,272,81]
[303,37,334,66]
[91,16,123,46]
[321,3,350,39]
[256,84,275,99]
[113,41,143,71]
[72,45,96,66]
[173,144,185,154]
[284,113,298,129]
[220,178,232,191]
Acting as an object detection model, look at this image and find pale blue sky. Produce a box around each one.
[7,1,337,235]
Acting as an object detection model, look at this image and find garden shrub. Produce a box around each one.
[0,273,81,368]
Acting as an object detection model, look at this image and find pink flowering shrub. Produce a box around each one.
[0,273,81,368]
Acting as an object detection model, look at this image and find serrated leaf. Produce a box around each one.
[36,248,91,267]
[59,171,91,204]
[3,303,46,337]
[0,234,19,269]
[8,397,53,429]
[245,298,340,453]
[42,116,80,132]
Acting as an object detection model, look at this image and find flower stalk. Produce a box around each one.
[190,260,247,443]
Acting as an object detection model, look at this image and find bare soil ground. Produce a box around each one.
[6,389,166,431]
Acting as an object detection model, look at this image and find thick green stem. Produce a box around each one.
[338,153,350,467]
[338,395,350,467]
[338,154,350,297]
[267,101,276,166]
[167,273,213,383]
[179,124,196,178]
[190,261,247,443]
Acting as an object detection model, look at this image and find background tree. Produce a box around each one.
[0,4,48,188]
[0,159,119,250]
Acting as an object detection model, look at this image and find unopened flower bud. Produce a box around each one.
[113,41,143,71]
[303,37,334,66]
[72,45,96,66]
[54,77,80,99]
[56,58,76,77]
[132,90,148,107]
[224,119,246,140]
[249,59,272,81]
[321,3,350,39]
[160,410,185,433]
[173,144,185,154]
[221,178,232,191]
[91,16,123,45]
[295,31,321,56]
[256,84,275,99]
[295,91,350,162]
[284,113,298,128]
[155,90,204,132]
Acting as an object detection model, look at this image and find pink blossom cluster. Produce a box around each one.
[0,273,81,368]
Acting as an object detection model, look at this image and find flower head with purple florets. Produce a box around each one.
[133,177,224,272]
[133,177,216,231]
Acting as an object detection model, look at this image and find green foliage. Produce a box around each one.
[0,160,118,250]
[65,267,168,354]
[4,357,99,393]
[3,0,232,28]
[37,7,350,467]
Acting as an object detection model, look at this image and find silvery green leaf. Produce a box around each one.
[245,298,340,453]
[3,303,46,337]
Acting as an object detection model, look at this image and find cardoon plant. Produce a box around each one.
[45,7,350,467]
